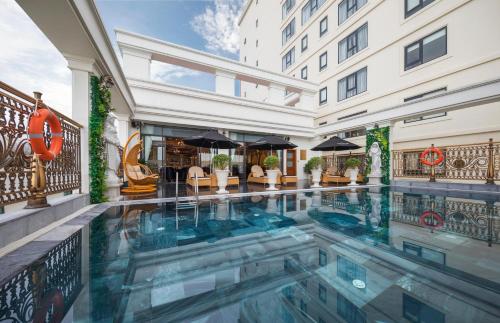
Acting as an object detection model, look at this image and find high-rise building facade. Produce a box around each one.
[239,0,500,156]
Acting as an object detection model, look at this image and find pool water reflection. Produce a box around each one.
[1,187,499,322]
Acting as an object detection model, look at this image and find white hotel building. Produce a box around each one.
[239,0,500,180]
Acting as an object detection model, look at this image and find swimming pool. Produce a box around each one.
[1,186,499,322]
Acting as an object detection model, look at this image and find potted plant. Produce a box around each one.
[305,157,323,188]
[345,157,361,186]
[263,155,280,190]
[212,154,230,194]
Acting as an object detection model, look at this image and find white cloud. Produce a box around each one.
[150,61,201,84]
[191,0,244,55]
[0,0,71,116]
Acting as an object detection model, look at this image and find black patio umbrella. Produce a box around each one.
[247,135,297,153]
[184,130,240,149]
[311,136,360,151]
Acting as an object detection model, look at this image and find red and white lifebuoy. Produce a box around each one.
[28,108,63,161]
[420,146,444,167]
[419,210,444,228]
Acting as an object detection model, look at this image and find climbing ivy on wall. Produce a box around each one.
[89,76,111,203]
[365,126,390,184]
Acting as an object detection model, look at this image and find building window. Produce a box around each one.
[319,249,327,266]
[282,47,296,71]
[320,16,328,36]
[282,0,296,19]
[302,0,327,25]
[403,294,445,323]
[282,18,296,45]
[319,284,327,303]
[337,255,366,286]
[319,51,327,71]
[256,39,259,47]
[338,67,367,101]
[405,0,435,18]
[319,87,327,104]
[301,35,308,52]
[338,0,367,25]
[338,23,368,63]
[403,241,446,265]
[301,66,308,80]
[337,294,367,323]
[300,299,307,316]
[405,27,447,70]
[256,19,258,27]
[338,127,366,138]
[244,56,247,62]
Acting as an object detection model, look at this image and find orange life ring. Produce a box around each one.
[419,210,444,228]
[28,108,63,161]
[419,147,444,166]
[33,289,65,323]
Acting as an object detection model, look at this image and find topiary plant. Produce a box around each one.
[212,154,230,170]
[263,155,279,170]
[345,157,361,169]
[304,156,323,174]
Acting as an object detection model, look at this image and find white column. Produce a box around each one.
[114,113,131,147]
[268,83,286,105]
[297,91,315,110]
[66,56,96,194]
[215,70,236,96]
[121,47,151,80]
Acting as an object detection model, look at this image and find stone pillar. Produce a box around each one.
[114,113,131,147]
[66,56,96,194]
[121,47,151,80]
[268,83,286,105]
[215,70,236,96]
[296,91,315,110]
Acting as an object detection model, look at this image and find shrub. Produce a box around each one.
[263,155,279,170]
[345,157,361,169]
[304,157,323,174]
[212,154,230,170]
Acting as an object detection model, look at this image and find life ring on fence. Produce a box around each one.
[28,108,63,161]
[33,289,65,323]
[419,146,444,166]
[419,210,444,228]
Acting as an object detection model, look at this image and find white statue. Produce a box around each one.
[368,142,382,177]
[368,192,381,229]
[104,114,122,200]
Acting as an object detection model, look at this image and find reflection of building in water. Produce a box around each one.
[66,197,500,322]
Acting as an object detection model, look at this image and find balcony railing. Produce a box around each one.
[0,81,82,208]
[392,140,499,182]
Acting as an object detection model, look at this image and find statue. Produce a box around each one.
[104,114,122,200]
[368,142,383,185]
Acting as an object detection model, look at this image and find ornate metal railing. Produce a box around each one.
[0,81,82,207]
[392,140,500,181]
[391,193,500,243]
[0,231,82,322]
[322,153,366,175]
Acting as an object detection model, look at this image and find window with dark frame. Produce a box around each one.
[302,0,327,25]
[319,249,327,266]
[282,0,296,20]
[338,0,367,25]
[405,27,447,70]
[282,47,296,71]
[319,51,328,71]
[338,23,368,63]
[301,35,308,52]
[405,0,435,18]
[282,18,296,45]
[319,87,327,104]
[301,66,308,80]
[337,67,367,101]
[320,16,328,36]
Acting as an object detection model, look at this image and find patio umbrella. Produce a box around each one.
[247,135,297,154]
[311,136,360,151]
[184,130,240,173]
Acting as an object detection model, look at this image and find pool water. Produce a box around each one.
[1,187,500,322]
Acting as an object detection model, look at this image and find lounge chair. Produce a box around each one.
[280,172,297,185]
[186,166,211,187]
[121,131,158,194]
[322,167,364,185]
[247,165,281,185]
[210,173,240,187]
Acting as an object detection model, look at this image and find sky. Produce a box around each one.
[0,0,245,116]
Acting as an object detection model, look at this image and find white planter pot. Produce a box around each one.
[348,167,359,186]
[266,169,279,191]
[311,168,322,188]
[215,169,229,194]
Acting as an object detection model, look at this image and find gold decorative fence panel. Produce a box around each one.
[392,141,500,181]
[322,153,366,175]
[0,81,82,207]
